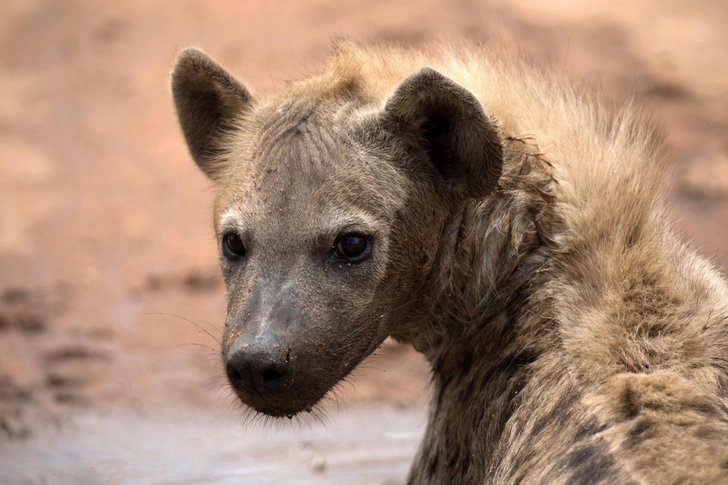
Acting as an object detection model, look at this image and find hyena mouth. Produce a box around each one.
[224,343,331,417]
[258,402,316,420]
[244,394,320,420]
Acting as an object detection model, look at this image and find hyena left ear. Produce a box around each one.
[381,68,503,199]
[171,48,253,181]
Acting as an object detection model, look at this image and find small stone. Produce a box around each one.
[310,453,326,473]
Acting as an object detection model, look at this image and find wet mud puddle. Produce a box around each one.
[0,405,425,485]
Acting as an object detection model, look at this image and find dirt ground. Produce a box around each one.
[0,0,727,483]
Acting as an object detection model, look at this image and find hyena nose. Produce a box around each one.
[225,346,292,394]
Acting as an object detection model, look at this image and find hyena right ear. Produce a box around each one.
[171,48,252,180]
[380,68,503,200]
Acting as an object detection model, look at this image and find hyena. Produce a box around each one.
[170,40,728,484]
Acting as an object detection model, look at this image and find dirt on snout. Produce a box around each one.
[1,0,727,484]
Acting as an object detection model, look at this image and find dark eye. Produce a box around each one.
[334,234,371,261]
[222,233,246,259]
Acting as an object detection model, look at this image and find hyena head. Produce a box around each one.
[171,47,503,418]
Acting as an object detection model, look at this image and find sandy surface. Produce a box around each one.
[0,1,726,483]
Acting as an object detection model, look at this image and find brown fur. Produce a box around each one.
[171,40,728,484]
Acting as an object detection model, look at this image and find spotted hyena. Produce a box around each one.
[170,40,728,484]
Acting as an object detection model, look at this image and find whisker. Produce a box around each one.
[145,312,223,345]
[172,342,219,353]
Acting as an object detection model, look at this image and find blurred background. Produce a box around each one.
[0,0,726,484]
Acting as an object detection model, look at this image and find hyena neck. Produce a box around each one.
[405,146,562,483]
[407,141,561,363]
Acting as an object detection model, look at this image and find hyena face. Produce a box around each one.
[171,48,503,417]
[210,105,415,417]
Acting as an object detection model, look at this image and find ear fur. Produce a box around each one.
[171,48,252,180]
[381,67,503,199]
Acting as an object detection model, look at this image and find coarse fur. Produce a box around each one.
[170,40,728,484]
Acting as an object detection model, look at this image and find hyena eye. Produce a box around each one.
[334,234,371,261]
[222,233,246,259]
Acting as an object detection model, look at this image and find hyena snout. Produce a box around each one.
[225,341,293,395]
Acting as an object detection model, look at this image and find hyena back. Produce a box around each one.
[171,41,728,484]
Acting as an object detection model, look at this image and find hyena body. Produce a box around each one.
[171,41,728,484]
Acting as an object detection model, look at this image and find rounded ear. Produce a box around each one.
[170,48,252,180]
[380,68,503,199]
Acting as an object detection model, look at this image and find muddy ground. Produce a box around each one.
[0,1,727,484]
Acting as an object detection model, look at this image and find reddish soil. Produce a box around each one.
[0,0,726,478]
